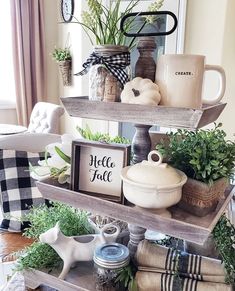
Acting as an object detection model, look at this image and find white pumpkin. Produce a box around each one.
[121,77,161,105]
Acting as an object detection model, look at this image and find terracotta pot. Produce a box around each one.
[178,177,228,217]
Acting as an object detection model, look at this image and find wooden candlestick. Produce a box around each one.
[132,124,152,164]
[135,36,157,82]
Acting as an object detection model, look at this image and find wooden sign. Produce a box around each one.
[71,139,131,203]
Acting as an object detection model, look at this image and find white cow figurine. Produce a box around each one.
[39,221,120,279]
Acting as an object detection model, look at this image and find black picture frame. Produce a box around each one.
[71,139,131,203]
[61,0,74,23]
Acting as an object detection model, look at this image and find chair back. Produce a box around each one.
[27,102,64,134]
[0,133,61,152]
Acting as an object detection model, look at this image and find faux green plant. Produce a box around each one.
[52,47,72,62]
[115,264,138,291]
[156,123,235,185]
[212,215,235,284]
[73,0,164,47]
[77,124,131,144]
[16,201,92,271]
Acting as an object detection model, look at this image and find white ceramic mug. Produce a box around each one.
[155,54,226,108]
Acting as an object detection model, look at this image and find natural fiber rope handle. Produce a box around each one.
[120,11,178,37]
[147,150,163,166]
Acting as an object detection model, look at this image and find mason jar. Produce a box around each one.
[93,243,130,291]
[89,45,130,102]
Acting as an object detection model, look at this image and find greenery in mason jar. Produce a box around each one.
[156,123,235,185]
[16,201,92,271]
[212,215,235,284]
[52,46,72,62]
[115,264,138,291]
[73,0,164,48]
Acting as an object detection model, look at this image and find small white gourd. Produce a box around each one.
[121,77,161,105]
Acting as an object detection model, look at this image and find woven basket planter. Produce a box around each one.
[178,177,228,217]
[58,60,72,86]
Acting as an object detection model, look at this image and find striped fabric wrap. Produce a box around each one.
[135,240,232,291]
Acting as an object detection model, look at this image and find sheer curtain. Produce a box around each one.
[0,1,16,106]
[10,0,46,126]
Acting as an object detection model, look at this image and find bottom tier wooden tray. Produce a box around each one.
[37,179,234,245]
[23,262,96,291]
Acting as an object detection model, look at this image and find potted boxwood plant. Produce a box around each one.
[52,46,72,86]
[156,123,235,216]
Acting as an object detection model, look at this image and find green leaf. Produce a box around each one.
[54,146,71,164]
[16,202,92,271]
[212,215,235,284]
[157,123,235,184]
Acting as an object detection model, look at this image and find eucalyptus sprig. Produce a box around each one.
[212,215,235,284]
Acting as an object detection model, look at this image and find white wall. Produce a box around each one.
[43,0,60,105]
[56,1,88,135]
[0,109,17,124]
[184,0,235,138]
[220,0,235,139]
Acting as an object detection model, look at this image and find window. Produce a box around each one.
[0,1,16,107]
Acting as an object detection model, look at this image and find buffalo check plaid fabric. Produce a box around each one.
[0,149,47,231]
[75,51,130,88]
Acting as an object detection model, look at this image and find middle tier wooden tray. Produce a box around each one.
[61,97,226,130]
[36,179,234,245]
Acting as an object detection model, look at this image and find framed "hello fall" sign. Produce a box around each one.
[71,139,131,203]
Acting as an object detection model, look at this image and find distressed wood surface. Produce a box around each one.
[61,97,226,130]
[36,180,234,245]
[23,262,96,291]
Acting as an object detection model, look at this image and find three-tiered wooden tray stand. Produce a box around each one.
[23,98,234,291]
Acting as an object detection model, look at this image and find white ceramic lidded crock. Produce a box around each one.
[121,150,187,217]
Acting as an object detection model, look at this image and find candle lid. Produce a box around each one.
[94,243,130,269]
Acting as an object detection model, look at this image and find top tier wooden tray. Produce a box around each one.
[61,97,226,130]
[36,179,234,245]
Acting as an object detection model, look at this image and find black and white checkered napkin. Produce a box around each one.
[75,52,130,87]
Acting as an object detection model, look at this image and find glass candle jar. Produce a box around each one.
[93,243,130,291]
[89,45,130,102]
